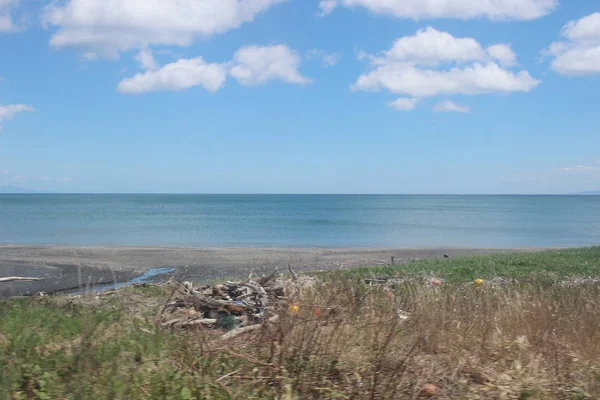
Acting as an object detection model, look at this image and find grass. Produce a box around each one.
[325,247,600,283]
[1,247,600,399]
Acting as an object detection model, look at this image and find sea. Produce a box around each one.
[1,194,599,248]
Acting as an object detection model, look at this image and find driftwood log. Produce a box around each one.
[0,277,42,283]
[222,315,280,339]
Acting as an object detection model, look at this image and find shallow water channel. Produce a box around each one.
[70,267,175,295]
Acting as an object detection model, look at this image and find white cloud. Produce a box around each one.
[385,27,486,65]
[42,0,287,57]
[42,176,72,183]
[487,44,517,66]
[354,28,539,100]
[230,45,311,86]
[323,52,342,66]
[433,100,470,113]
[387,97,418,111]
[0,14,14,32]
[0,0,18,32]
[562,12,600,42]
[544,13,600,76]
[117,57,228,94]
[135,49,157,71]
[307,49,341,66]
[5,173,72,184]
[318,0,338,16]
[318,0,557,21]
[354,62,539,98]
[552,47,600,75]
[118,45,309,94]
[560,164,599,174]
[0,104,34,130]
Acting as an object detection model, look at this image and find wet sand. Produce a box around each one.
[0,246,541,297]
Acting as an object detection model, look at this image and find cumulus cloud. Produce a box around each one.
[318,0,338,16]
[353,28,539,104]
[562,13,600,42]
[230,45,311,86]
[318,0,557,20]
[433,100,470,113]
[384,27,486,65]
[387,98,418,111]
[487,44,517,66]
[354,62,538,98]
[0,0,18,32]
[117,57,228,94]
[42,0,287,57]
[544,13,600,76]
[135,49,157,71]
[118,45,310,94]
[0,104,34,130]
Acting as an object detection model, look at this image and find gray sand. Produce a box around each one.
[0,246,540,297]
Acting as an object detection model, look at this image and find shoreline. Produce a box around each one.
[1,245,548,297]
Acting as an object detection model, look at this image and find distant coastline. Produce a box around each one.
[574,191,600,195]
[0,186,44,194]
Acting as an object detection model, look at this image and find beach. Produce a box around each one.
[0,245,542,297]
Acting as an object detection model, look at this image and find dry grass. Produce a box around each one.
[200,279,600,399]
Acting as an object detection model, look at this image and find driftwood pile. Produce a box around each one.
[160,267,316,339]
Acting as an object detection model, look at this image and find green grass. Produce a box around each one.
[1,247,600,399]
[325,247,600,283]
[2,291,170,399]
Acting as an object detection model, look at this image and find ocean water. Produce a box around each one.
[1,194,599,248]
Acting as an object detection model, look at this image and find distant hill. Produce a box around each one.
[0,185,42,194]
[574,191,600,195]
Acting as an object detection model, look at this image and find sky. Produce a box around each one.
[0,0,599,194]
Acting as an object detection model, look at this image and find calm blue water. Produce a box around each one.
[1,194,599,248]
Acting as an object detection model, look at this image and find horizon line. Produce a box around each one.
[1,192,599,196]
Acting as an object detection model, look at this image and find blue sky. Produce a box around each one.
[0,0,599,194]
